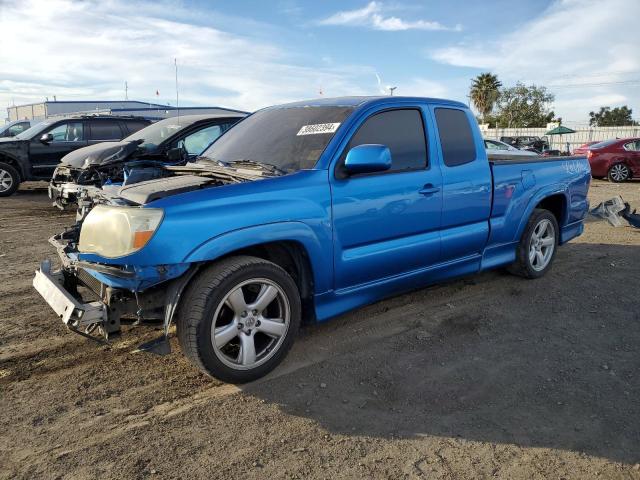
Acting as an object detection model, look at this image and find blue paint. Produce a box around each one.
[74,96,590,323]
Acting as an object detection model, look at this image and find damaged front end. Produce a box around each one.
[36,161,269,352]
[33,227,195,353]
[49,140,143,210]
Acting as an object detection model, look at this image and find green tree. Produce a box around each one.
[589,106,638,126]
[494,82,555,128]
[469,73,502,124]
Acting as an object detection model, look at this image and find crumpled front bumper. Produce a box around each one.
[48,181,85,208]
[33,260,108,340]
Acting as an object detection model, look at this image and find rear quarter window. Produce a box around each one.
[435,108,476,167]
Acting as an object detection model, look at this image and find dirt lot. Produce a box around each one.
[1,180,639,480]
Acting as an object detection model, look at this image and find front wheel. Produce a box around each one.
[607,163,630,182]
[0,162,20,197]
[508,209,559,279]
[176,256,301,383]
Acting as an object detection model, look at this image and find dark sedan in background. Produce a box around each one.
[49,113,246,209]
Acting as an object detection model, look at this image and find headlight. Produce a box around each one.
[79,205,163,258]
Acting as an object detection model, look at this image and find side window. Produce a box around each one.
[485,140,504,150]
[89,121,123,141]
[181,124,223,155]
[47,122,84,142]
[125,121,150,135]
[8,122,29,136]
[624,141,640,152]
[346,109,427,172]
[434,108,476,167]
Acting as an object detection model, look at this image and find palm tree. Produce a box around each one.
[469,73,502,124]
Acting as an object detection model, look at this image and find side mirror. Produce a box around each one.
[166,147,184,162]
[343,144,392,175]
[40,133,53,144]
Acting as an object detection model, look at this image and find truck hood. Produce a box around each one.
[60,140,141,169]
[99,162,267,205]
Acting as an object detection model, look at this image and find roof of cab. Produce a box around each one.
[266,95,467,110]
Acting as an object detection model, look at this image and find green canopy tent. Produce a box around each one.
[545,125,576,153]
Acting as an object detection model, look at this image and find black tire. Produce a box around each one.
[176,255,301,383]
[607,163,630,183]
[508,209,559,279]
[0,162,20,197]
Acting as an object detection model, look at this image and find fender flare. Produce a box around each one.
[513,185,569,242]
[182,221,332,294]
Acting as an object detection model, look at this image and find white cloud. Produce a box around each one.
[0,0,378,113]
[319,1,461,32]
[429,0,640,121]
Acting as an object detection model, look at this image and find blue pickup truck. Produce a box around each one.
[33,96,591,383]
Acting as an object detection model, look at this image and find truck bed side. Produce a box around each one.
[482,156,591,269]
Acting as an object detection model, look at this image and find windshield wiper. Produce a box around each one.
[227,159,286,175]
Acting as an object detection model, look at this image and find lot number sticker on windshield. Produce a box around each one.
[296,123,341,136]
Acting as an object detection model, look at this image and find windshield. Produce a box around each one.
[14,121,50,140]
[123,117,189,151]
[199,106,355,173]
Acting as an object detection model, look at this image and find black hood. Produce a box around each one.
[0,137,25,147]
[60,140,141,169]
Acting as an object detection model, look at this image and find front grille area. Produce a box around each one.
[76,268,103,298]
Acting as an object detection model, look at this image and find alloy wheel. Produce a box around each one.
[609,164,629,182]
[211,278,290,370]
[0,168,13,193]
[528,218,555,271]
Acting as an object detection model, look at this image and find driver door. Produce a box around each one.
[29,121,87,178]
[330,107,443,290]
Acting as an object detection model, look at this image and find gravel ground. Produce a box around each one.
[1,179,639,480]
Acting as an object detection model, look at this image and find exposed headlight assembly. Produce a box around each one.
[78,205,164,258]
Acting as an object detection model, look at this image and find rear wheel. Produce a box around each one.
[176,256,301,383]
[508,209,558,279]
[607,163,630,182]
[0,162,20,197]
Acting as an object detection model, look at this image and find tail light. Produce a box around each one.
[587,150,593,159]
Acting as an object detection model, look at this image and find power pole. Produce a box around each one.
[174,58,180,121]
[388,86,397,96]
[124,81,128,100]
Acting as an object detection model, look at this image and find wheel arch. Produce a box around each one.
[182,222,330,322]
[0,153,24,181]
[515,188,568,243]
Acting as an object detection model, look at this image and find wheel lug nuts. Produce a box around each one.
[237,323,243,330]
[252,310,258,315]
[256,320,261,327]
[241,311,247,317]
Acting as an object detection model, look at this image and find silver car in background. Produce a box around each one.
[485,139,539,158]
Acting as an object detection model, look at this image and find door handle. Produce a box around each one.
[419,184,440,196]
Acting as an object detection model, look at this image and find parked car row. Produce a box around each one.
[0,113,246,197]
[49,113,245,215]
[0,115,151,196]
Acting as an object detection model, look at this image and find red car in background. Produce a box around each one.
[573,141,600,155]
[587,138,640,182]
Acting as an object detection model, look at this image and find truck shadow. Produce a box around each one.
[243,242,640,464]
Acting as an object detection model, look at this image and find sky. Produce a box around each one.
[1,0,638,125]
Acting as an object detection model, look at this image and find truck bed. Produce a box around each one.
[488,154,576,164]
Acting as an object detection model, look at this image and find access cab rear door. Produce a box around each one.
[429,104,492,262]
